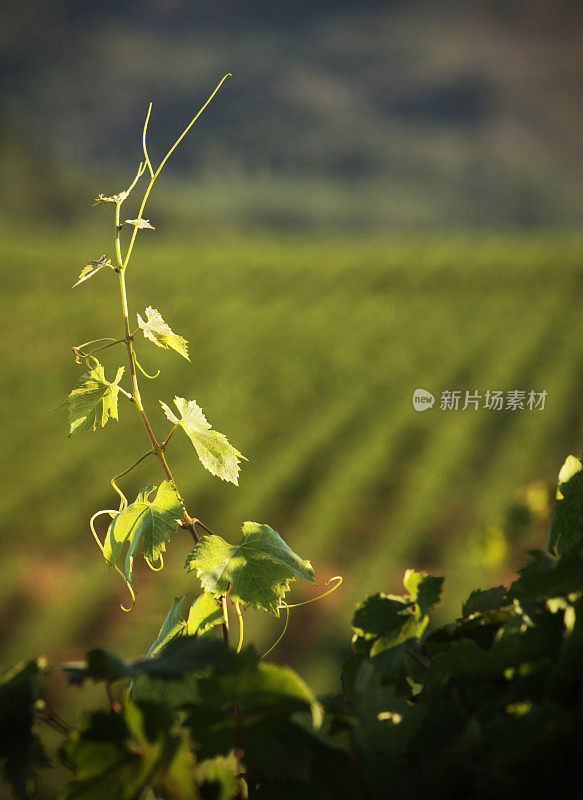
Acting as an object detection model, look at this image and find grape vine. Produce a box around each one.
[1,81,583,800]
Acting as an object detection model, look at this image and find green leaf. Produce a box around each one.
[130,673,202,708]
[351,668,425,755]
[66,362,124,435]
[196,753,241,800]
[103,482,182,584]
[160,397,246,485]
[403,569,444,618]
[510,549,583,600]
[369,615,428,658]
[351,589,429,678]
[59,698,198,800]
[0,658,49,800]
[137,307,190,360]
[185,522,316,616]
[186,591,225,637]
[178,646,321,725]
[147,595,192,658]
[72,255,114,288]
[548,455,583,556]
[462,586,507,618]
[62,637,230,687]
[64,649,132,686]
[352,593,414,640]
[147,592,224,658]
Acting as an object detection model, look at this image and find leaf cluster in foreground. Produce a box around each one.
[3,454,583,798]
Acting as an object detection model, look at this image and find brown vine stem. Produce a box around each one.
[38,711,72,737]
[161,423,179,451]
[405,648,429,669]
[112,450,155,483]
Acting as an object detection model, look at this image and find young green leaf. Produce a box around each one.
[72,255,113,288]
[125,218,155,230]
[147,595,193,658]
[103,481,182,585]
[93,192,127,205]
[137,307,190,360]
[66,361,124,435]
[160,397,246,485]
[186,591,225,637]
[403,569,444,618]
[185,522,316,616]
[147,592,225,657]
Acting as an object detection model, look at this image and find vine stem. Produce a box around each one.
[122,74,231,271]
[112,450,155,483]
[162,423,179,451]
[110,77,231,548]
[116,268,199,544]
[38,712,72,737]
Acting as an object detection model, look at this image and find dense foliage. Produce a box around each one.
[3,453,583,798]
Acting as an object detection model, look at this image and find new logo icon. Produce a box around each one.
[413,388,435,412]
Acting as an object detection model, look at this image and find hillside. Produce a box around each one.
[2,0,583,228]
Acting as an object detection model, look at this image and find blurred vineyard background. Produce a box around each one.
[2,0,583,737]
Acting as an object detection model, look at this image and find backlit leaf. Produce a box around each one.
[185,522,316,616]
[103,481,182,584]
[196,753,241,800]
[160,397,246,485]
[403,570,444,618]
[137,307,190,360]
[66,361,124,435]
[72,255,113,288]
[147,592,224,658]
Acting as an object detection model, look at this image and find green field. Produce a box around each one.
[1,226,583,696]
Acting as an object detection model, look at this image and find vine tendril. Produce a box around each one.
[235,601,244,654]
[110,478,128,512]
[111,564,136,612]
[260,603,290,659]
[135,358,160,380]
[89,509,118,554]
[259,576,343,659]
[286,575,343,608]
[145,553,164,572]
[89,508,136,611]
